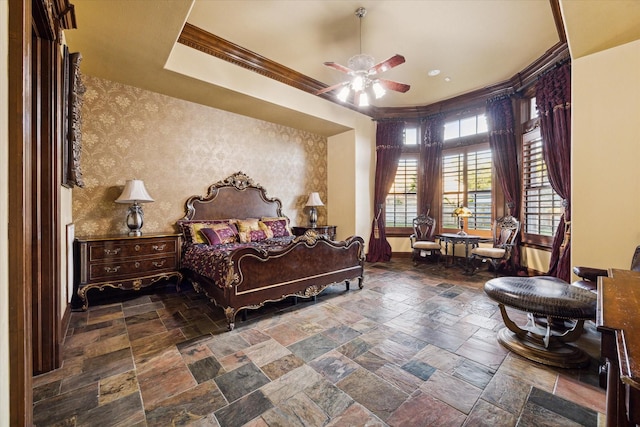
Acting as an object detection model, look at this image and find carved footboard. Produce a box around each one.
[188,233,365,330]
[178,172,366,331]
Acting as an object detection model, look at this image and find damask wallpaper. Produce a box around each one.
[72,75,328,237]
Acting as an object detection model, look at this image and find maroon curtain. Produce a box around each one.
[418,115,444,214]
[536,62,572,281]
[366,121,404,262]
[486,96,522,272]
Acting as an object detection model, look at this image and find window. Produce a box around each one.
[444,113,488,140]
[385,157,418,227]
[529,98,538,119]
[385,126,419,230]
[442,144,492,233]
[522,128,563,244]
[385,116,492,235]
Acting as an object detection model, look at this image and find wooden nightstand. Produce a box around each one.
[291,225,337,240]
[73,233,182,310]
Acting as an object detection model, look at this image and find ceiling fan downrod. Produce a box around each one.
[355,7,367,55]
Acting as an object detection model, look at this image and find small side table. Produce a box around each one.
[74,233,182,310]
[292,225,337,240]
[436,233,484,271]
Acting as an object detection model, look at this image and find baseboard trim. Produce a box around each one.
[60,302,72,344]
[391,252,412,258]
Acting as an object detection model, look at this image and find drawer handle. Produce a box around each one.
[104,266,121,273]
[103,248,121,256]
[152,260,166,268]
[152,244,166,251]
[134,245,141,251]
[135,261,140,268]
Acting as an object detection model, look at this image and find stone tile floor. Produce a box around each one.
[33,258,605,426]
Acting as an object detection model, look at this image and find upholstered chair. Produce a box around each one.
[409,214,442,265]
[469,215,520,276]
[572,245,640,293]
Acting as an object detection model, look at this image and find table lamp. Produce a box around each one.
[115,179,154,236]
[305,192,324,227]
[452,206,473,236]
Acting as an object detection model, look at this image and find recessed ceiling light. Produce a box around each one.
[444,77,452,82]
[427,69,440,77]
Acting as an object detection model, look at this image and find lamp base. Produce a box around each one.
[308,206,318,227]
[126,203,144,237]
[457,217,467,236]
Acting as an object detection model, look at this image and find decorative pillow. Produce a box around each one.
[237,221,273,242]
[178,220,232,244]
[260,217,292,237]
[238,229,272,243]
[258,221,274,238]
[236,218,261,233]
[200,223,239,245]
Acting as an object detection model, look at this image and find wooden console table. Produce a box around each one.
[597,269,640,426]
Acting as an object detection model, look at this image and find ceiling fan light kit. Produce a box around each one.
[315,7,410,107]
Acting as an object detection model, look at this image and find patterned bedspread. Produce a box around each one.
[181,236,296,287]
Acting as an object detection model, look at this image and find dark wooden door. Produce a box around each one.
[30,14,62,376]
[8,0,76,424]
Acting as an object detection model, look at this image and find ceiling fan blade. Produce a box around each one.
[323,62,353,74]
[377,78,411,93]
[369,54,406,75]
[314,82,348,96]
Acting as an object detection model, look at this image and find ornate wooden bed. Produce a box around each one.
[178,172,365,330]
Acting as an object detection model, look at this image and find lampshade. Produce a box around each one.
[305,192,324,207]
[452,206,473,218]
[115,180,154,204]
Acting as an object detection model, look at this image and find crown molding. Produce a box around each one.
[178,20,568,121]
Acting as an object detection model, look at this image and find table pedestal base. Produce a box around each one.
[496,303,590,368]
[497,327,590,368]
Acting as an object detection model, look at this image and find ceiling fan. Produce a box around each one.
[315,7,410,107]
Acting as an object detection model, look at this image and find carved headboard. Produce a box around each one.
[181,171,285,221]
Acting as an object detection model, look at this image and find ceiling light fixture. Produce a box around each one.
[314,7,410,107]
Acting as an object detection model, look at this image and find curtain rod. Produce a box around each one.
[373,111,448,123]
[537,56,571,80]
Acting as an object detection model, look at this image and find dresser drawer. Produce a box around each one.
[88,238,177,261]
[89,255,178,281]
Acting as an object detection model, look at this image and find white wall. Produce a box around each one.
[572,39,640,272]
[327,119,376,244]
[60,188,73,315]
[521,246,552,274]
[389,236,412,254]
[328,130,357,241]
[1,1,11,423]
[354,119,376,244]
[58,34,74,319]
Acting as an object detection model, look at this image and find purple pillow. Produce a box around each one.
[248,230,269,242]
[200,223,238,245]
[261,218,292,237]
[177,219,232,244]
